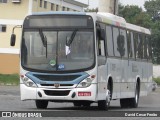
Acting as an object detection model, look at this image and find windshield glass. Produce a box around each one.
[21,30,95,72]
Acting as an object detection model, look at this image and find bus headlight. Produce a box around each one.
[77,78,92,88]
[22,76,37,88]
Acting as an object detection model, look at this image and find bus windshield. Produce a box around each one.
[21,28,94,72]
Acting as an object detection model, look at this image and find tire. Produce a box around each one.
[120,83,140,108]
[107,82,112,106]
[130,83,140,108]
[120,98,130,108]
[98,82,112,110]
[82,102,91,107]
[98,99,109,110]
[73,102,82,107]
[35,100,48,109]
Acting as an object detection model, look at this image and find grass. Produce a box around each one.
[0,74,19,85]
[153,77,160,85]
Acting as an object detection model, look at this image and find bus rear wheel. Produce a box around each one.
[120,83,140,108]
[129,83,140,108]
[35,100,48,109]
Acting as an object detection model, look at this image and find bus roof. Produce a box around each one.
[87,12,151,35]
[30,12,150,35]
[31,11,86,16]
[126,23,151,35]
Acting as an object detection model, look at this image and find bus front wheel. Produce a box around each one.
[98,99,109,110]
[35,100,48,109]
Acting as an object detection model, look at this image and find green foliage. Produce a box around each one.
[119,4,143,24]
[144,0,160,17]
[153,77,160,85]
[0,74,19,85]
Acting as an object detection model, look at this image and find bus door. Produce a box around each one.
[96,22,108,100]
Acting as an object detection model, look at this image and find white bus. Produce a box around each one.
[11,12,153,110]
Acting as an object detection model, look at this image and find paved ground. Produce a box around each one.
[0,86,160,120]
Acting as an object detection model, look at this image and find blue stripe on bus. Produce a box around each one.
[26,72,89,85]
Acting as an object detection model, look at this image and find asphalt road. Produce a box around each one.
[0,86,160,120]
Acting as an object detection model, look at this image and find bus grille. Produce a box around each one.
[44,90,70,96]
[34,74,81,81]
[41,84,74,87]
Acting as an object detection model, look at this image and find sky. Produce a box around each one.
[76,0,148,9]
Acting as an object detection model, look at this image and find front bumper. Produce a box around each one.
[20,83,97,102]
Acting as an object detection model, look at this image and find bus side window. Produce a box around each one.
[143,35,148,59]
[106,25,114,56]
[138,34,143,59]
[146,36,152,61]
[96,23,106,56]
[119,29,128,58]
[130,32,135,59]
[133,32,138,60]
[135,34,143,59]
[127,31,135,59]
[113,27,120,57]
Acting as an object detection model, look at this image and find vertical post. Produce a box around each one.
[98,0,119,14]
[0,25,2,32]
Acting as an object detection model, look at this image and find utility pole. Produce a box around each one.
[99,0,119,14]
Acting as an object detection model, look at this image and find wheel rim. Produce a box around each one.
[106,90,111,106]
[135,87,139,104]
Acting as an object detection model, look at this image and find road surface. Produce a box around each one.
[0,86,159,119]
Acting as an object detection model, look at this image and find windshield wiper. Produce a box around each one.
[66,29,78,46]
[39,29,48,58]
[65,29,78,56]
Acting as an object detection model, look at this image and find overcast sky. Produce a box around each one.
[76,0,148,9]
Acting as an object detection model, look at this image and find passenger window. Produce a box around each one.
[127,31,135,59]
[120,29,128,58]
[97,23,106,56]
[146,36,152,60]
[113,27,120,57]
[143,35,148,59]
[134,33,138,59]
[106,25,114,56]
[137,34,143,59]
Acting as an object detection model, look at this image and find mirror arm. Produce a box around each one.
[12,25,22,34]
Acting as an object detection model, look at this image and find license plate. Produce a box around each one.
[78,92,91,96]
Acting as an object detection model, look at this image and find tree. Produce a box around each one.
[144,0,160,17]
[119,5,142,24]
[144,0,160,64]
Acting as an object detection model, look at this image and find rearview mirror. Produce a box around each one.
[10,34,16,46]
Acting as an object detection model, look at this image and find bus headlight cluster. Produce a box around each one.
[77,78,93,88]
[21,76,37,88]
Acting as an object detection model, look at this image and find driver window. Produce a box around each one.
[96,22,106,56]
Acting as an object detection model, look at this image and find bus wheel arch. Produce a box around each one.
[97,77,113,110]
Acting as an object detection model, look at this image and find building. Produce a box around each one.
[99,0,119,14]
[0,0,88,74]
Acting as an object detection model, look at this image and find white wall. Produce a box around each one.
[153,65,160,78]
